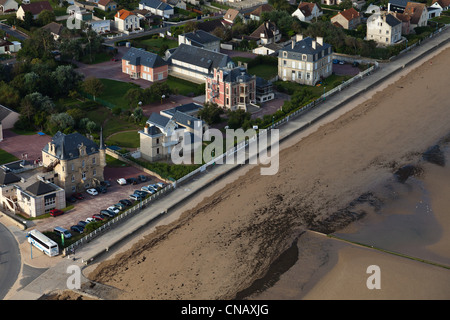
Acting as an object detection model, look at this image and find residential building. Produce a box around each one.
[0,164,66,218]
[249,4,274,21]
[0,0,18,13]
[139,103,206,162]
[88,19,112,34]
[255,77,274,103]
[403,2,428,29]
[278,35,333,86]
[0,104,19,141]
[197,18,226,33]
[178,29,221,52]
[205,62,257,111]
[388,0,409,13]
[330,7,362,30]
[222,8,242,25]
[139,0,174,19]
[114,9,140,32]
[16,1,53,20]
[252,42,283,56]
[41,131,106,194]
[431,0,450,11]
[167,43,232,83]
[292,2,323,22]
[427,6,441,19]
[248,21,281,45]
[394,12,412,34]
[366,12,402,45]
[122,47,169,82]
[0,38,19,54]
[97,0,117,11]
[41,22,64,40]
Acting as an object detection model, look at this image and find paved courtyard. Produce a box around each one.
[0,130,51,163]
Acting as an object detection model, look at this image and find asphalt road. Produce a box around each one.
[0,23,28,41]
[0,222,21,300]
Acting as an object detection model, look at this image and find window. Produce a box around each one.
[92,157,96,165]
[156,148,160,154]
[71,175,75,182]
[302,54,307,61]
[156,138,160,144]
[71,163,74,171]
[283,60,287,66]
[82,172,86,180]
[82,160,85,168]
[93,169,96,176]
[44,196,55,207]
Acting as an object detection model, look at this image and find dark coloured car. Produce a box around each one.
[114,203,126,210]
[66,196,77,203]
[138,175,147,182]
[96,185,107,193]
[119,199,132,206]
[77,221,88,228]
[100,209,116,218]
[100,180,111,188]
[70,225,84,234]
[73,193,84,200]
[134,190,147,196]
[126,177,138,185]
[130,194,144,201]
[49,209,64,217]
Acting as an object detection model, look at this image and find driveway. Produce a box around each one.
[0,130,51,163]
[332,62,361,76]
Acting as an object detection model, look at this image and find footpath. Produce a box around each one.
[6,26,450,300]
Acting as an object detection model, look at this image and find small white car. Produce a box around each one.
[85,217,96,223]
[107,206,120,214]
[86,188,98,196]
[117,178,127,185]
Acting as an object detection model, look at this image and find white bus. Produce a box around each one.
[27,229,59,257]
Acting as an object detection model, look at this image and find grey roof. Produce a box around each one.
[0,104,18,122]
[221,66,254,83]
[255,76,272,88]
[163,103,203,116]
[197,19,225,33]
[169,43,231,71]
[389,0,409,7]
[42,131,100,160]
[386,13,402,26]
[147,112,171,128]
[181,30,220,47]
[122,47,168,68]
[279,37,332,62]
[0,169,21,185]
[171,110,202,129]
[25,180,57,196]
[140,0,172,11]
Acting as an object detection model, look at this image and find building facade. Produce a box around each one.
[205,63,257,111]
[366,12,402,45]
[330,7,362,30]
[122,47,169,81]
[278,35,333,86]
[178,30,221,52]
[292,2,323,22]
[41,131,106,195]
[114,9,140,32]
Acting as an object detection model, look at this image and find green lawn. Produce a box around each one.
[131,36,178,55]
[0,148,19,165]
[97,79,140,109]
[431,16,450,24]
[248,64,278,80]
[105,130,140,148]
[165,76,200,96]
[81,52,112,64]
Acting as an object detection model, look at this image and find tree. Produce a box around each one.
[0,82,20,109]
[52,65,84,96]
[198,102,223,125]
[49,112,75,133]
[226,109,252,130]
[38,10,56,26]
[82,77,104,101]
[23,11,34,30]
[132,107,144,123]
[86,121,97,134]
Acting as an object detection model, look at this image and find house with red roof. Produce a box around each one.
[330,7,361,30]
[114,9,140,33]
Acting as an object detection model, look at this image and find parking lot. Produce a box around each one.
[33,168,166,234]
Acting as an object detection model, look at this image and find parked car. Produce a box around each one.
[149,184,160,192]
[114,203,126,210]
[73,193,84,200]
[78,221,88,228]
[66,196,77,203]
[96,185,107,193]
[101,180,111,188]
[141,186,155,194]
[54,226,72,239]
[333,59,339,64]
[85,217,96,223]
[107,206,120,214]
[92,214,106,221]
[100,209,116,218]
[156,182,165,188]
[339,60,345,65]
[119,199,132,206]
[127,177,138,185]
[130,194,144,201]
[117,178,127,185]
[138,175,147,182]
[70,225,84,234]
[49,209,64,217]
[86,188,98,196]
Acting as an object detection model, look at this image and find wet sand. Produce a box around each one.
[86,45,450,300]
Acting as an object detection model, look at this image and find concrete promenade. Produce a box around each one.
[6,26,450,300]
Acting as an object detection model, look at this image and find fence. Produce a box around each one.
[63,61,380,257]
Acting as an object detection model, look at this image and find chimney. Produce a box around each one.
[144,124,149,134]
[291,40,295,49]
[312,40,316,50]
[316,36,323,46]
[296,34,303,42]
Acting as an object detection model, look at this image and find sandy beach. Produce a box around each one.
[84,43,450,300]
